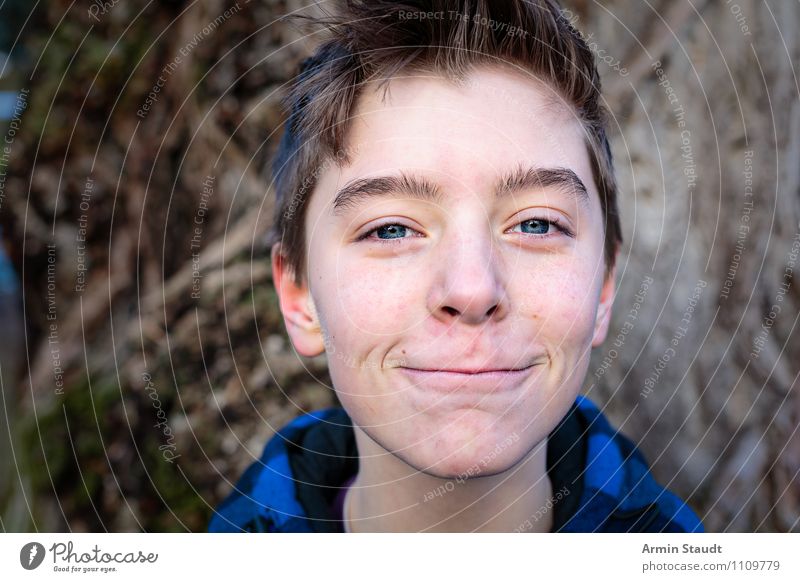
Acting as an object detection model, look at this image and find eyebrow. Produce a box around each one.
[330,164,590,216]
[498,165,590,208]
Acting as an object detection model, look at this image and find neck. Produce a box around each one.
[344,426,553,533]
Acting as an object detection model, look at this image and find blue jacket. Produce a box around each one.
[208,395,704,532]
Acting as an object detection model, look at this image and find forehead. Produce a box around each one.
[309,64,596,213]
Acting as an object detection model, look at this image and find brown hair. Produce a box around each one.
[268,0,622,285]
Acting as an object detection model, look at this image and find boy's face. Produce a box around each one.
[273,66,616,478]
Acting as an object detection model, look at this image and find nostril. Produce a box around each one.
[443,306,459,316]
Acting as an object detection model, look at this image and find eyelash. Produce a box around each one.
[357,217,575,245]
[509,216,575,239]
[356,223,421,246]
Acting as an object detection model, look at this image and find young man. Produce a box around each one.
[209,0,703,532]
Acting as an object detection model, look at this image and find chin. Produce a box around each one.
[401,431,532,480]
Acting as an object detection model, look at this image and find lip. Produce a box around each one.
[398,364,536,393]
[405,366,530,374]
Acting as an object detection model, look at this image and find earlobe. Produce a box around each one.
[271,243,326,357]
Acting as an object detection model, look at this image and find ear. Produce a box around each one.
[271,243,326,357]
[591,258,618,348]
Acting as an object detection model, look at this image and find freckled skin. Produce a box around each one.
[273,65,617,480]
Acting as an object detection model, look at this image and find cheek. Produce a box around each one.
[515,257,600,341]
[310,264,416,383]
[330,258,417,335]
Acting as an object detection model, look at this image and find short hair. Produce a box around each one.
[268,0,622,286]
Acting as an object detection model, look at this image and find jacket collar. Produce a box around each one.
[209,396,703,532]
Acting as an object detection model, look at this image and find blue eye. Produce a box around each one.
[358,222,421,244]
[510,217,574,238]
[374,224,408,239]
[357,217,573,245]
[520,219,550,234]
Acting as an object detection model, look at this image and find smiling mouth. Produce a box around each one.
[397,364,537,392]
[401,365,534,375]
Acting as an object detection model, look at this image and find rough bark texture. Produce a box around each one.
[0,0,797,532]
[581,0,800,533]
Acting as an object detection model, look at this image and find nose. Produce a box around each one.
[428,221,508,326]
